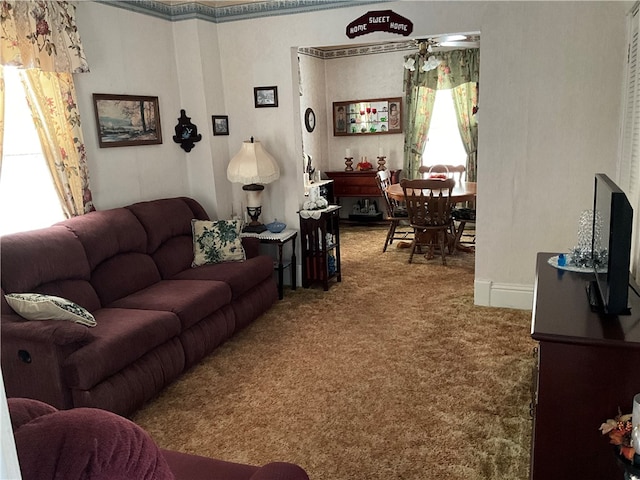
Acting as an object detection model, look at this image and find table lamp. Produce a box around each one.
[227,137,280,233]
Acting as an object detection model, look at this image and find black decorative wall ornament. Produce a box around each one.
[173,109,202,152]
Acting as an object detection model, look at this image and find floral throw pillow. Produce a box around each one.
[4,293,96,327]
[191,219,246,267]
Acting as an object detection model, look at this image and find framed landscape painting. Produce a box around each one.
[93,94,163,147]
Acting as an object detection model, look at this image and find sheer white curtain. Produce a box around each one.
[620,4,640,283]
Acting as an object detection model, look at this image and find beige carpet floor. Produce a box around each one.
[133,225,535,480]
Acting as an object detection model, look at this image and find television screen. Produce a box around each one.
[591,174,633,315]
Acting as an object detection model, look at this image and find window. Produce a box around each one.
[421,89,467,176]
[0,67,64,235]
[620,6,640,281]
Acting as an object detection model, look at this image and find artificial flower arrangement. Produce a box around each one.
[356,160,373,171]
[600,409,637,462]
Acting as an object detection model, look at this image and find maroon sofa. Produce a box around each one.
[8,397,309,480]
[1,197,278,417]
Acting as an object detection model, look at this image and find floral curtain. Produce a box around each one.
[0,1,93,217]
[452,81,479,181]
[403,49,479,180]
[21,69,93,216]
[1,1,89,73]
[402,85,436,179]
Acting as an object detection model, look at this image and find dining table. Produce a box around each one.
[386,181,477,252]
[385,181,477,204]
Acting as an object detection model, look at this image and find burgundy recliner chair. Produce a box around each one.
[8,397,309,480]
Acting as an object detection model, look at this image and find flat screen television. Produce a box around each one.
[589,173,633,315]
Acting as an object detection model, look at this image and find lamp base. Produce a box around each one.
[243,204,267,233]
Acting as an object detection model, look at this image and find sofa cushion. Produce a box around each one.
[5,293,96,326]
[191,219,246,266]
[152,235,196,279]
[58,208,148,271]
[0,226,100,311]
[152,236,262,280]
[90,252,162,306]
[126,197,211,279]
[172,256,273,299]
[63,308,182,390]
[107,279,232,330]
[127,197,208,254]
[59,208,161,305]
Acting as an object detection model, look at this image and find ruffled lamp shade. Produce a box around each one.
[227,138,280,233]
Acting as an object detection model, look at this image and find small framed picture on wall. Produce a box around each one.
[254,86,278,108]
[212,115,229,136]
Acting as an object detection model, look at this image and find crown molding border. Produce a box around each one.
[298,40,415,60]
[95,0,388,23]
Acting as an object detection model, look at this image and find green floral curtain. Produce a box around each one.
[452,81,478,181]
[403,85,436,180]
[403,49,479,180]
[0,1,93,216]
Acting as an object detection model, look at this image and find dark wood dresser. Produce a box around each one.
[530,252,640,480]
[325,170,400,200]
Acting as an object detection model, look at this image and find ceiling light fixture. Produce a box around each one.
[404,40,441,72]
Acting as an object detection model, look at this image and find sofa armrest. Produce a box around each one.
[161,449,309,480]
[249,462,310,480]
[241,237,260,259]
[1,314,93,409]
[2,314,95,346]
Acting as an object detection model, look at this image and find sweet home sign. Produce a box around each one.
[346,10,413,39]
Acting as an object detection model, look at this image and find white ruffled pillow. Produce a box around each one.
[5,293,96,327]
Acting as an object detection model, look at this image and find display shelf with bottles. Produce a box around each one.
[333,97,402,136]
[299,206,341,291]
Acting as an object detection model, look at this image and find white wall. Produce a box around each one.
[74,2,189,210]
[475,1,630,307]
[299,54,329,179]
[172,19,229,217]
[74,1,631,308]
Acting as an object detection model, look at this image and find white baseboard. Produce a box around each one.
[474,279,534,310]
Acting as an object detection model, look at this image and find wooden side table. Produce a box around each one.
[241,229,297,299]
[299,206,341,291]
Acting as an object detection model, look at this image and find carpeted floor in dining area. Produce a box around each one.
[132,224,536,480]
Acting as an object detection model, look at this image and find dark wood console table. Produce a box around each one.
[325,170,400,200]
[530,253,640,480]
[325,170,400,222]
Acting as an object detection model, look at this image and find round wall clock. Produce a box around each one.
[304,107,316,132]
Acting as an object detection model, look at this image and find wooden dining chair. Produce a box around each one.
[418,165,475,249]
[400,178,456,264]
[452,181,476,249]
[375,169,411,252]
